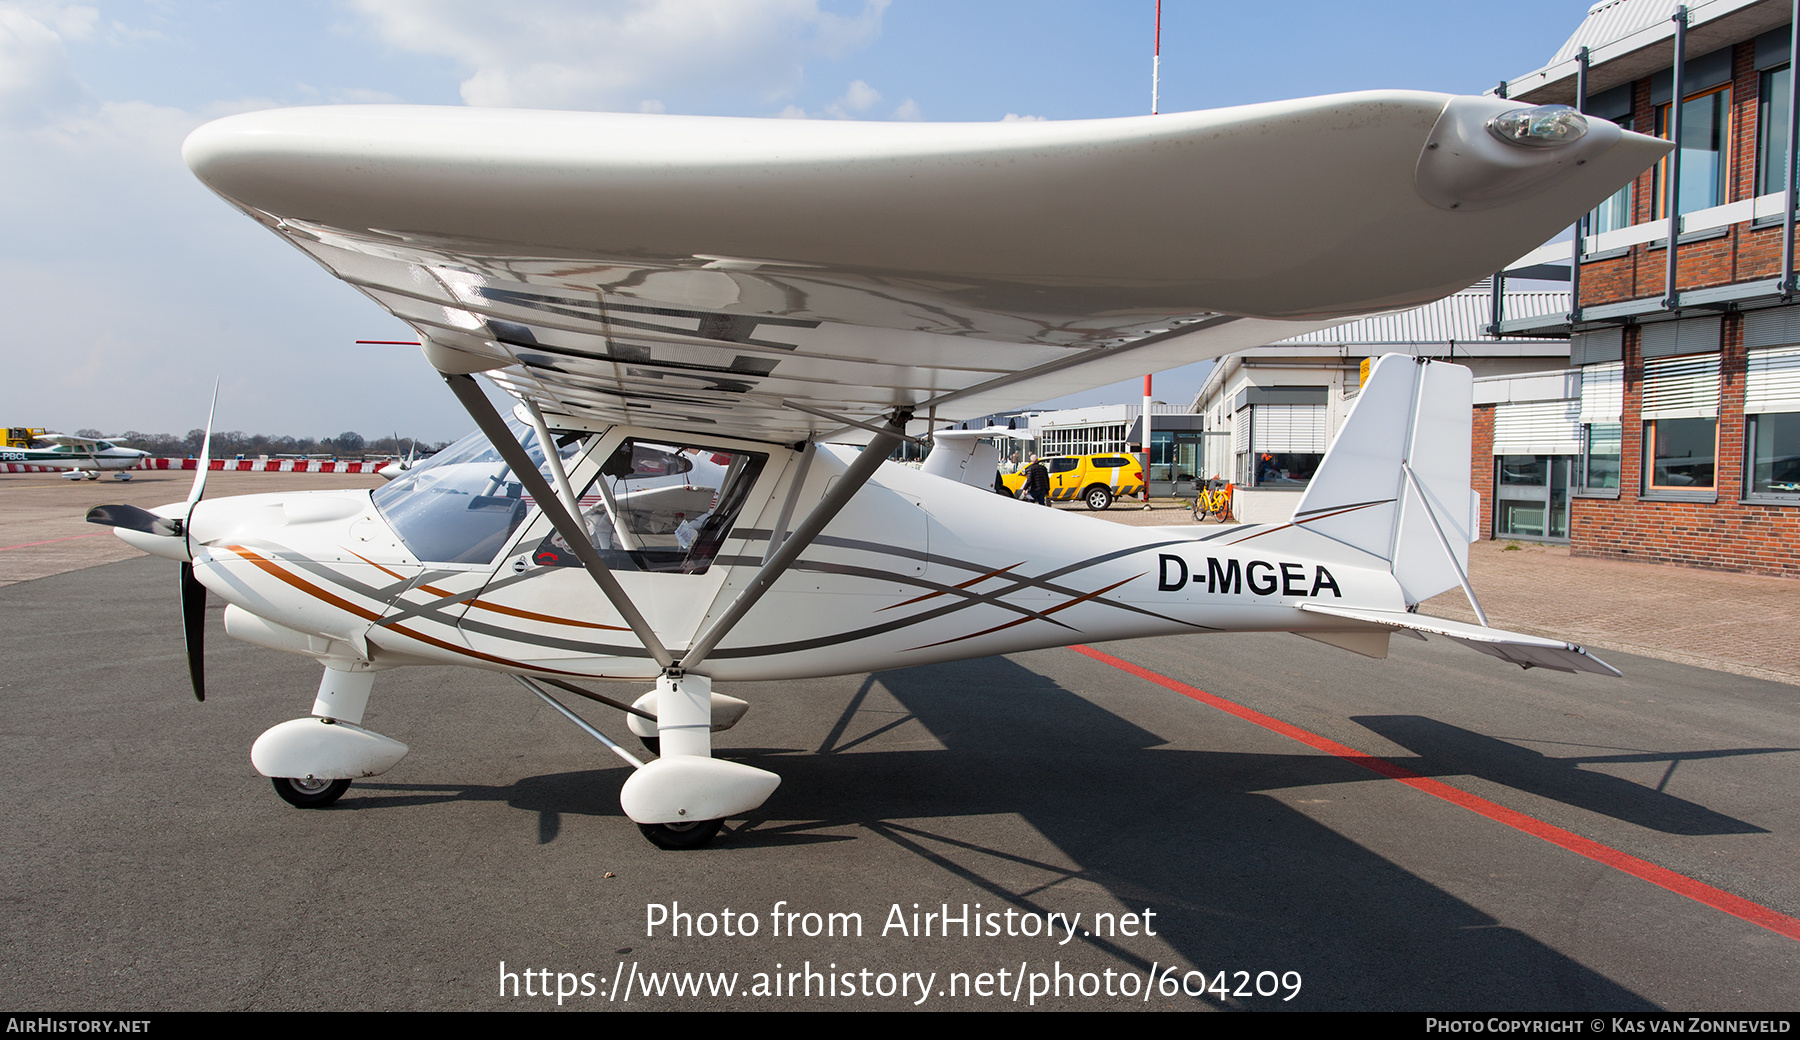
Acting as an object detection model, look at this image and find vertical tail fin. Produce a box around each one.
[922,428,1032,489]
[1291,355,1476,607]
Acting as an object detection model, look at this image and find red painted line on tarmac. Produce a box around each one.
[1070,643,1800,943]
[0,532,114,552]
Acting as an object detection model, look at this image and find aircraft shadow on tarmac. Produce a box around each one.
[1350,715,1791,836]
[17,559,1780,1009]
[340,655,1779,1009]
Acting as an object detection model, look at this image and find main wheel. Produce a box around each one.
[638,736,661,756]
[1083,485,1113,511]
[272,776,351,808]
[638,818,724,850]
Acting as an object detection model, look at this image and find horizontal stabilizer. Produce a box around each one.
[1299,603,1621,677]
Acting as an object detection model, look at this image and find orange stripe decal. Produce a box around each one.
[465,598,630,631]
[344,549,627,631]
[221,546,608,675]
[345,549,408,582]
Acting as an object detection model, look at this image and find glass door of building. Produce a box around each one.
[1494,455,1571,541]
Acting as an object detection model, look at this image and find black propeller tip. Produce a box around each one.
[180,562,206,702]
[86,503,179,537]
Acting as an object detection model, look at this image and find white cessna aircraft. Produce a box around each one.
[5,432,150,480]
[91,94,1665,848]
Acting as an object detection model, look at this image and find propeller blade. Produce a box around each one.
[85,503,179,537]
[179,562,207,702]
[184,380,219,558]
[186,381,219,513]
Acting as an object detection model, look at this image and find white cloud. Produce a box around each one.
[0,2,96,126]
[345,0,889,112]
[823,78,879,118]
[0,4,458,438]
[1001,112,1045,122]
[891,98,921,121]
[0,1,915,438]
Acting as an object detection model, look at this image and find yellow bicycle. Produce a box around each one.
[1191,478,1235,523]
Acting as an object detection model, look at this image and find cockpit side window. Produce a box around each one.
[532,439,766,575]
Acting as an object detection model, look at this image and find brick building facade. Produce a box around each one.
[1494,0,1800,578]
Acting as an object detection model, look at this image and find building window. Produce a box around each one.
[1039,423,1128,458]
[1745,344,1800,501]
[1577,361,1623,492]
[1495,455,1572,540]
[1591,115,1636,232]
[1641,353,1721,494]
[1646,418,1718,489]
[1148,429,1174,483]
[1655,84,1732,217]
[1759,65,1792,198]
[1250,452,1321,487]
[1746,413,1800,498]
[1582,424,1623,490]
[1236,400,1325,488]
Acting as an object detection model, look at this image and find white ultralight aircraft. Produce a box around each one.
[90,94,1667,848]
[6,433,150,480]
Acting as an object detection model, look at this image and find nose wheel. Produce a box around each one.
[272,776,351,808]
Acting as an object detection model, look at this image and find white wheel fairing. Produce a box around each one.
[251,718,409,781]
[619,757,781,826]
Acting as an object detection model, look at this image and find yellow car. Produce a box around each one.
[1000,453,1146,510]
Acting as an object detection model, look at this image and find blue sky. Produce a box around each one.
[1,1,1594,441]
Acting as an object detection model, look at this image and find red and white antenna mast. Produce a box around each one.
[1151,0,1162,115]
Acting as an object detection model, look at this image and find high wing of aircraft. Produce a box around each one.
[91,94,1667,848]
[4,432,150,480]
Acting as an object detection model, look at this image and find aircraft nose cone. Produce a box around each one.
[108,501,192,561]
[184,496,286,549]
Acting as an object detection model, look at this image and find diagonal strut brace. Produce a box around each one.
[442,373,675,669]
[677,410,910,673]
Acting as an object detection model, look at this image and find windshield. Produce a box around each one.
[372,421,582,565]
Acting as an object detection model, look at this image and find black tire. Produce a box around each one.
[1083,485,1113,511]
[638,736,661,756]
[272,776,351,808]
[638,818,724,850]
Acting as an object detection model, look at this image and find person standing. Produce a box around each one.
[1021,454,1051,506]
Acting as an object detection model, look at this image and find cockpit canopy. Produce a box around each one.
[371,423,766,572]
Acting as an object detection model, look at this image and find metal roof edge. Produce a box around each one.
[1496,0,1774,101]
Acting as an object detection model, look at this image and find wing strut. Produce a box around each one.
[442,373,676,669]
[677,411,910,674]
[762,441,815,565]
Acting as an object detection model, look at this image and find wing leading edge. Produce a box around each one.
[184,92,1667,440]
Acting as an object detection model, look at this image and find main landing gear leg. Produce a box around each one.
[620,673,778,850]
[250,665,409,809]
